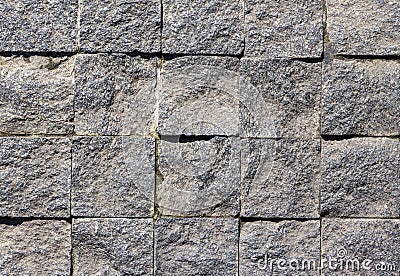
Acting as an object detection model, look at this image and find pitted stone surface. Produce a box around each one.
[162,0,244,55]
[73,218,153,275]
[155,218,238,275]
[0,220,71,275]
[240,220,320,275]
[245,0,323,57]
[240,59,321,138]
[241,139,320,218]
[321,138,400,218]
[72,137,154,217]
[322,59,400,136]
[0,56,74,135]
[0,138,71,217]
[75,54,157,136]
[80,0,161,52]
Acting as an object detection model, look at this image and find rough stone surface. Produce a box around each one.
[240,59,321,138]
[155,218,238,275]
[245,0,323,57]
[72,137,154,217]
[159,56,240,136]
[157,137,240,216]
[240,220,320,275]
[75,54,157,136]
[0,0,77,52]
[241,139,320,218]
[321,138,400,218]
[80,0,161,52]
[0,56,74,135]
[73,218,153,275]
[0,220,71,275]
[162,0,244,55]
[0,138,71,217]
[322,59,400,136]
[326,0,400,55]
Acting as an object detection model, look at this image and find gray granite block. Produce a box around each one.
[322,59,400,136]
[155,218,238,275]
[321,138,400,218]
[73,218,153,275]
[0,138,71,217]
[162,0,244,55]
[0,56,74,135]
[74,54,157,136]
[72,137,154,217]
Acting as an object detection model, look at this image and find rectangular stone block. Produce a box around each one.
[321,138,399,217]
[240,220,320,275]
[241,139,320,218]
[0,220,71,275]
[240,59,321,138]
[72,137,154,217]
[326,0,400,55]
[162,0,244,55]
[155,218,238,275]
[0,138,71,217]
[0,56,74,135]
[322,59,400,136]
[74,54,157,136]
[0,0,77,51]
[73,218,153,275]
[80,0,161,52]
[245,0,323,57]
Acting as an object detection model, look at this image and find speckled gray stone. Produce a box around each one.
[80,0,161,52]
[157,137,240,216]
[240,220,320,275]
[0,0,77,52]
[73,218,153,275]
[72,137,154,217]
[155,218,238,275]
[240,59,321,138]
[241,139,320,218]
[322,219,400,275]
[326,0,400,55]
[0,138,71,217]
[245,0,322,57]
[321,138,400,218]
[322,59,400,136]
[162,0,244,55]
[0,220,71,275]
[0,56,74,135]
[159,56,240,136]
[74,54,157,136]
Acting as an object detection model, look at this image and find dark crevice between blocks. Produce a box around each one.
[321,134,400,141]
[240,217,320,223]
[162,52,243,60]
[333,54,400,61]
[291,57,323,63]
[159,134,231,143]
[0,217,72,226]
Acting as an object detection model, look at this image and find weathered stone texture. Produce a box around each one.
[72,137,154,217]
[80,0,161,52]
[0,220,71,275]
[241,139,320,218]
[241,59,321,138]
[322,59,400,136]
[74,54,157,136]
[245,0,323,57]
[321,138,400,218]
[155,218,238,275]
[0,56,74,135]
[73,218,153,275]
[162,0,244,55]
[0,138,71,217]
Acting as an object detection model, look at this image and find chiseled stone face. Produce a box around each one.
[155,218,238,275]
[321,138,400,218]
[0,220,71,275]
[73,218,153,275]
[0,138,71,217]
[322,59,400,136]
